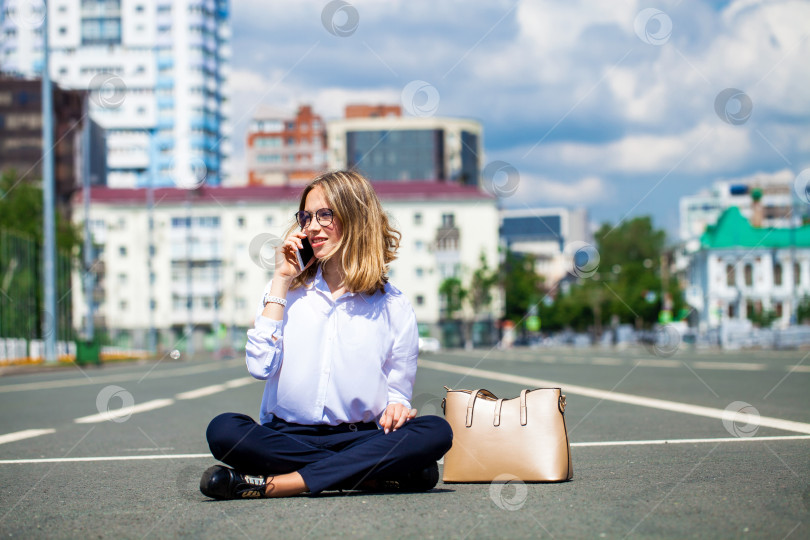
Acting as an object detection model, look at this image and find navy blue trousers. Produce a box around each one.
[206,412,453,494]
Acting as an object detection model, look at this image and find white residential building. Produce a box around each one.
[685,207,810,329]
[499,207,590,286]
[679,169,798,241]
[71,182,501,350]
[0,0,231,188]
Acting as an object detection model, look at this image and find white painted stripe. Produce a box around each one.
[74,398,175,424]
[175,377,253,400]
[637,359,681,368]
[0,429,56,445]
[0,359,243,394]
[692,361,767,371]
[2,435,809,465]
[418,359,810,435]
[593,357,623,366]
[571,435,810,447]
[787,365,810,373]
[175,384,227,400]
[0,453,210,465]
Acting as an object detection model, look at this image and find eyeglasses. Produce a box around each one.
[294,208,334,229]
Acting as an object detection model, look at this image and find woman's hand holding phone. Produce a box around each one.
[276,232,315,282]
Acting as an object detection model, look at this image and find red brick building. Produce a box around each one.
[246,105,327,186]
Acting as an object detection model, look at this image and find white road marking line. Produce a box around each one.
[786,365,810,373]
[0,453,210,464]
[418,358,810,435]
[636,359,681,368]
[175,377,253,400]
[74,399,175,424]
[0,429,56,445]
[2,435,808,465]
[593,357,623,365]
[0,359,243,393]
[571,435,810,447]
[692,361,767,371]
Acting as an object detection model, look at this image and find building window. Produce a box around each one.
[774,302,783,318]
[237,216,245,228]
[744,264,753,287]
[150,299,156,310]
[442,213,455,227]
[118,273,127,285]
[414,212,423,225]
[236,297,246,309]
[119,246,127,257]
[265,216,273,226]
[415,295,424,306]
[236,271,245,282]
[794,263,801,286]
[774,263,782,286]
[416,267,424,278]
[120,300,127,311]
[726,264,734,287]
[415,240,424,251]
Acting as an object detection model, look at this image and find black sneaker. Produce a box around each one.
[200,465,267,499]
[389,461,440,492]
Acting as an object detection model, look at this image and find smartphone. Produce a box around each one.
[295,236,315,269]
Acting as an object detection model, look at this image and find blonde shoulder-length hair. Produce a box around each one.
[286,170,401,295]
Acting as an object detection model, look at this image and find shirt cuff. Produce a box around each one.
[255,315,282,340]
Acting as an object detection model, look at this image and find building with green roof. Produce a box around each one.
[685,207,810,329]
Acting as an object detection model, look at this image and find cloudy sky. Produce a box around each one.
[227,0,810,237]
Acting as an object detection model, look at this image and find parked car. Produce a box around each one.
[418,337,441,353]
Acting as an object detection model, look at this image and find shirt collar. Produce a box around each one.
[311,265,380,304]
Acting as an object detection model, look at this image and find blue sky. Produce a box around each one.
[227,0,810,239]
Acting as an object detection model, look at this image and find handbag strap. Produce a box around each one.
[465,388,497,427]
[520,389,528,426]
[493,398,504,426]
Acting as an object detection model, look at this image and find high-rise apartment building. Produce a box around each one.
[246,104,327,186]
[0,0,231,188]
[0,76,106,215]
[327,106,483,186]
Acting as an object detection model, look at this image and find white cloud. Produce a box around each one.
[514,174,611,206]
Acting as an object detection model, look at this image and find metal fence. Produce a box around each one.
[0,228,74,362]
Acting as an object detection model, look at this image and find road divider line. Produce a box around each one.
[0,429,56,445]
[571,435,810,447]
[74,399,175,424]
[418,358,810,435]
[692,361,767,371]
[175,377,253,400]
[0,453,211,464]
[3,435,809,465]
[0,359,244,394]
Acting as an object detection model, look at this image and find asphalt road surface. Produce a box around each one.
[0,346,808,539]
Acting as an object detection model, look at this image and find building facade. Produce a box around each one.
[0,0,231,189]
[71,182,500,350]
[679,170,799,241]
[0,76,106,215]
[499,207,590,287]
[327,108,483,186]
[246,105,327,186]
[685,207,810,329]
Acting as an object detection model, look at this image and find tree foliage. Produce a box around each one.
[0,170,81,340]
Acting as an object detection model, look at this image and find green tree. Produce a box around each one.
[469,251,498,315]
[438,276,466,319]
[0,170,81,340]
[500,248,544,325]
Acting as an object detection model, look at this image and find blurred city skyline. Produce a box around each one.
[227,0,810,237]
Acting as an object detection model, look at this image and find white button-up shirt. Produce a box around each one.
[245,267,419,426]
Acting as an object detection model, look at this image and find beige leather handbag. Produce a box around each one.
[441,387,573,482]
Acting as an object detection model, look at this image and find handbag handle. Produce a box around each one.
[465,388,497,427]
